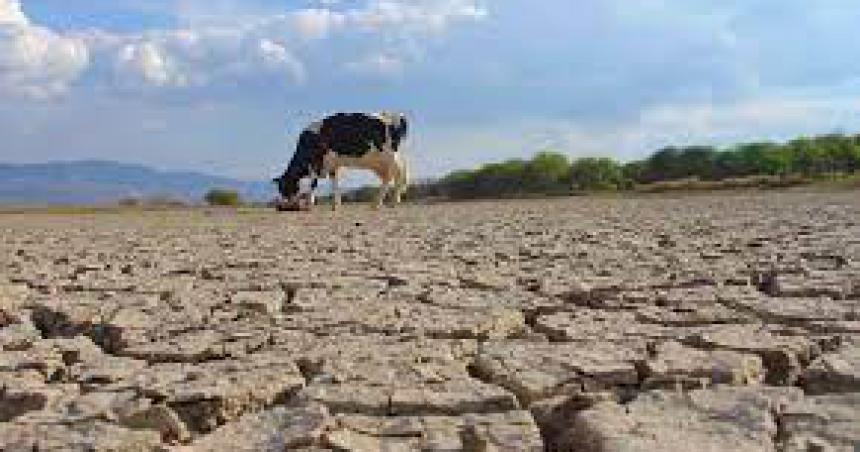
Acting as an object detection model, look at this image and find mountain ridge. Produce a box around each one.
[0,160,273,205]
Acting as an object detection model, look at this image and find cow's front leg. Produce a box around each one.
[374,178,391,210]
[307,178,319,207]
[330,172,341,211]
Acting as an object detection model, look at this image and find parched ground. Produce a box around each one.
[1,192,859,451]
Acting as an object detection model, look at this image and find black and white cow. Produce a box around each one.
[273,112,409,210]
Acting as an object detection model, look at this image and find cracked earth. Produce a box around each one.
[1,192,859,451]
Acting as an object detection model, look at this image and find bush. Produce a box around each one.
[117,197,141,207]
[340,185,377,203]
[204,188,242,206]
[118,196,188,209]
[525,152,570,188]
[569,157,624,191]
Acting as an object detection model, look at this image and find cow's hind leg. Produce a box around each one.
[374,177,391,210]
[391,155,409,207]
[375,153,403,209]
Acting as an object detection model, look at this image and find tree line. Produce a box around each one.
[379,132,860,200]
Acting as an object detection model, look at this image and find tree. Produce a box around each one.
[622,161,645,185]
[524,152,570,188]
[204,188,242,206]
[641,147,682,182]
[568,157,624,191]
[815,134,860,173]
[675,146,718,180]
[759,145,794,176]
[787,138,826,176]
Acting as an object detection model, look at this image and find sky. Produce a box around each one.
[1,0,860,181]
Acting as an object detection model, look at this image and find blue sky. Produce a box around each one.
[2,0,860,181]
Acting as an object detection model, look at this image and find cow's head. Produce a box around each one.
[272,173,301,201]
[393,112,408,141]
[383,112,408,148]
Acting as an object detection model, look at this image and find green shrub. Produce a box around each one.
[204,188,242,206]
[568,157,624,191]
[117,197,141,207]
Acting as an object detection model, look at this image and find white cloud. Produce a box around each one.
[1,0,487,95]
[256,38,306,82]
[348,0,487,33]
[291,8,346,40]
[104,0,486,90]
[117,41,186,87]
[345,53,404,77]
[0,0,27,25]
[0,0,89,99]
[174,0,487,37]
[112,29,306,89]
[286,0,487,39]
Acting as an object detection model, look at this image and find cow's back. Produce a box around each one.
[319,113,388,157]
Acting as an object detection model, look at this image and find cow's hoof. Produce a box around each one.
[276,204,307,212]
[275,197,311,212]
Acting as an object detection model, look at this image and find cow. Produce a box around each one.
[273,112,409,211]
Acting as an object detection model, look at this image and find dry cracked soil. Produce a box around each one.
[1,192,859,451]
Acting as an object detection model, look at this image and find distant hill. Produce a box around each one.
[0,160,273,205]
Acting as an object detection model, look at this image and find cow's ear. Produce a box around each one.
[392,116,407,142]
[272,177,280,184]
